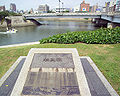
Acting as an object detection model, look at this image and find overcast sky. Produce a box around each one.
[0,0,110,11]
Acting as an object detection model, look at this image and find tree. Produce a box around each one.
[0,11,21,25]
[0,11,9,25]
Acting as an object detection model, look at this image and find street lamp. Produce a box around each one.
[59,0,61,13]
[62,2,64,12]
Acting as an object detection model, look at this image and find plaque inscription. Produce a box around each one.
[31,53,74,68]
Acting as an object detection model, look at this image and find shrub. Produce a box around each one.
[39,27,120,44]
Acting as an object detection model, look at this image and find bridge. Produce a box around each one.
[24,12,120,28]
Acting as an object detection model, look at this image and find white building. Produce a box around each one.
[34,10,39,14]
[116,0,120,12]
[52,6,69,13]
[102,7,106,12]
[38,4,49,13]
[73,6,80,12]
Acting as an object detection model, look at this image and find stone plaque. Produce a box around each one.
[22,72,80,96]
[30,53,74,68]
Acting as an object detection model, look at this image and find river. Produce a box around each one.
[0,20,99,46]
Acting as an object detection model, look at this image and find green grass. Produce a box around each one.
[0,43,120,95]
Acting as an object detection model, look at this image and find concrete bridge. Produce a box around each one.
[24,12,120,28]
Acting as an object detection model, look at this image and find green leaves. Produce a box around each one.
[39,27,120,44]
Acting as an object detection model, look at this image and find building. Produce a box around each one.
[52,7,70,13]
[69,8,74,13]
[80,0,90,12]
[34,10,39,14]
[38,4,49,13]
[30,8,34,14]
[105,2,110,12]
[116,0,120,12]
[10,3,16,12]
[109,0,117,12]
[91,4,98,12]
[102,7,106,12]
[0,6,5,11]
[74,6,80,12]
[89,6,92,12]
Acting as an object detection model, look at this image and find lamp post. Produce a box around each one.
[62,2,64,12]
[59,0,61,13]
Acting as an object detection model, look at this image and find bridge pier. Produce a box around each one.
[107,23,113,28]
[92,18,107,27]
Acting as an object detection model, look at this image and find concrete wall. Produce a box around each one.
[0,16,36,28]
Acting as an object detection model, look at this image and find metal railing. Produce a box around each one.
[23,12,120,17]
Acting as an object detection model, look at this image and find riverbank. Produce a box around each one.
[0,16,36,28]
[0,43,120,95]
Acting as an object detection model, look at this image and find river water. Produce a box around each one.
[0,20,99,46]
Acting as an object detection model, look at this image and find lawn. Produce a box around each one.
[0,43,120,95]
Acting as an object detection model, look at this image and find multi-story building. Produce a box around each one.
[80,0,90,12]
[69,8,74,13]
[109,0,117,12]
[52,7,70,13]
[30,8,34,14]
[74,6,80,12]
[102,7,107,12]
[116,0,120,12]
[0,6,5,11]
[34,10,39,14]
[38,4,49,13]
[89,6,92,12]
[10,3,16,12]
[105,2,110,12]
[91,4,98,12]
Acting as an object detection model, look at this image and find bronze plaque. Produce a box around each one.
[22,72,80,96]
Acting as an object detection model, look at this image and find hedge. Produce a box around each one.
[39,27,120,44]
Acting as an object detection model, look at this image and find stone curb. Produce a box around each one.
[80,56,119,96]
[0,56,26,87]
[0,42,39,48]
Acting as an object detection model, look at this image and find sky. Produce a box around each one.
[0,0,110,11]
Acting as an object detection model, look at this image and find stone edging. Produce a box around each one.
[80,56,119,96]
[0,56,26,87]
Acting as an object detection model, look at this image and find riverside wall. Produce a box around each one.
[0,16,36,28]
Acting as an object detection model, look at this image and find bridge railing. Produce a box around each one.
[23,12,102,17]
[101,12,120,16]
[23,12,120,17]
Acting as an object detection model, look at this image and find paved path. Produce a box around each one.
[0,42,39,48]
[0,58,26,96]
[81,58,110,96]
